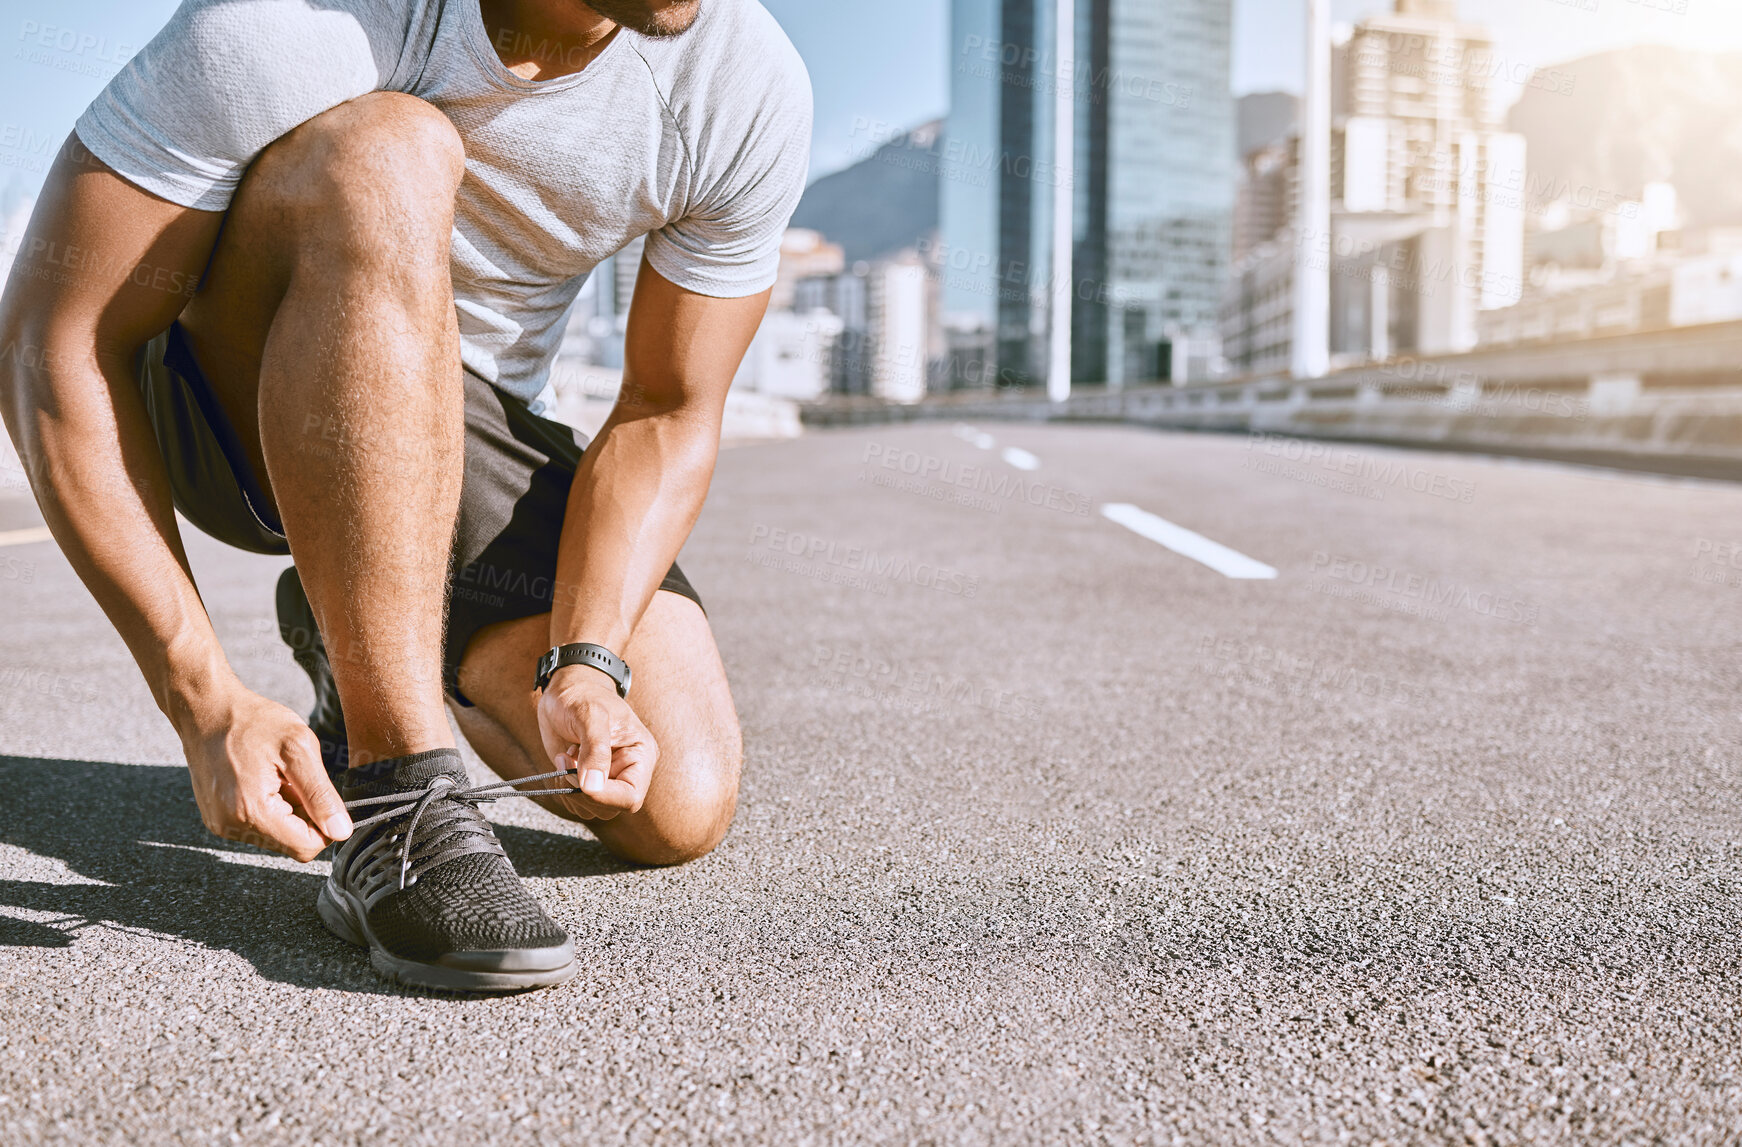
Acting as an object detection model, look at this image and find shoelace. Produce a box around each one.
[341,768,576,891]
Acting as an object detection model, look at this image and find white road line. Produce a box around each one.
[0,526,54,548]
[1000,447,1040,471]
[951,423,997,450]
[1099,503,1277,580]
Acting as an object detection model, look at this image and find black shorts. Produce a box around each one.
[136,322,702,704]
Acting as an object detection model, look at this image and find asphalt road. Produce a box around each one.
[1,423,1739,1145]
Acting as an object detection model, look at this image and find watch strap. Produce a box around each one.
[536,643,631,698]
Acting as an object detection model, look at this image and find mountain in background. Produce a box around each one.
[1509,45,1742,229]
[1237,92,1298,160]
[790,120,942,265]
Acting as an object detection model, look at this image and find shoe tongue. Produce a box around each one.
[340,748,468,800]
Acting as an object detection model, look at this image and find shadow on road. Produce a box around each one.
[0,755,624,993]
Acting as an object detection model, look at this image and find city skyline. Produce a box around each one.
[797,0,1742,182]
[6,0,1742,206]
[751,0,1742,401]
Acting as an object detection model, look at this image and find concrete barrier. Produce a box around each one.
[799,327,1742,481]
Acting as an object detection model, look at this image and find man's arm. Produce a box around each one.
[536,259,769,814]
[0,140,349,859]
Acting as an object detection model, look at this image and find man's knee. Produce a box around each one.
[244,93,464,271]
[550,743,741,867]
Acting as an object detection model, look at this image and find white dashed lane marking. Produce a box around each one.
[949,427,1271,579]
[956,426,1041,470]
[1099,503,1278,580]
[0,527,54,548]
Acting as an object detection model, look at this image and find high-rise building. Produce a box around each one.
[941,0,1235,388]
[939,0,1054,388]
[1090,0,1236,385]
[1233,134,1296,265]
[1218,0,1529,375]
[1335,0,1526,343]
[867,255,933,403]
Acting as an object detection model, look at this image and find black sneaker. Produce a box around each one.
[275,566,349,783]
[317,748,578,992]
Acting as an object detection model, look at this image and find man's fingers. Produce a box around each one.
[576,774,641,813]
[576,741,655,814]
[606,736,655,805]
[575,712,615,796]
[256,813,330,863]
[611,757,654,814]
[225,801,330,863]
[279,728,352,841]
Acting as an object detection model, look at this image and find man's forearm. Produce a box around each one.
[0,145,236,730]
[548,400,720,656]
[1,343,238,725]
[545,264,767,664]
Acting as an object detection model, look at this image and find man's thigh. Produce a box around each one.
[451,589,743,865]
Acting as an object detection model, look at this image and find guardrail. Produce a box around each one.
[799,323,1742,482]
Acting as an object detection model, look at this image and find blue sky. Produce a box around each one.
[5,0,1742,210]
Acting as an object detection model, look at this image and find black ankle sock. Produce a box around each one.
[341,747,464,791]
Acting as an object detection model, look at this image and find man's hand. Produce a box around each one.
[536,665,658,820]
[176,685,352,862]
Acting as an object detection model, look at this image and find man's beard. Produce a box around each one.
[588,0,702,37]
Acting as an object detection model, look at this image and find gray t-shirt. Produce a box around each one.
[76,0,812,409]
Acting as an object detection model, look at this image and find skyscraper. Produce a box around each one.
[1335,0,1526,346]
[940,0,1235,388]
[1218,0,1528,373]
[1086,0,1236,385]
[939,0,1055,388]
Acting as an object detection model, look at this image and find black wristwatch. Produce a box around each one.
[536,643,631,698]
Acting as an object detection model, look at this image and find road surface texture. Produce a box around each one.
[1,423,1738,1145]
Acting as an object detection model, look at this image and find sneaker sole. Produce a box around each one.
[317,878,578,992]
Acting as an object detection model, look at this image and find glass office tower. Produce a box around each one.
[1099,0,1235,384]
[942,0,1235,387]
[940,0,1056,388]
